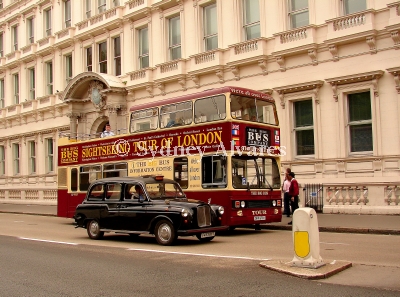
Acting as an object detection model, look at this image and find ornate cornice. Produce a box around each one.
[325,70,384,101]
[273,80,324,108]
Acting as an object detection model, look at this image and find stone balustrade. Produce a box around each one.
[319,183,400,214]
[333,12,366,31]
[233,40,258,55]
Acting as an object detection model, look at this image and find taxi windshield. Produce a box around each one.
[145,182,186,200]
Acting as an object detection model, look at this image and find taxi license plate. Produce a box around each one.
[201,232,215,238]
[254,216,266,221]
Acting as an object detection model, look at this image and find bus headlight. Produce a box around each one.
[240,201,246,208]
[218,206,225,215]
[181,208,189,217]
[272,200,277,207]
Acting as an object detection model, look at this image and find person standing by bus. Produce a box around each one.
[282,168,292,217]
[287,172,299,225]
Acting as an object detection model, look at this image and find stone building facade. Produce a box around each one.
[0,0,399,214]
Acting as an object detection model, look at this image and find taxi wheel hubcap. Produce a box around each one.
[89,221,99,236]
[158,223,172,242]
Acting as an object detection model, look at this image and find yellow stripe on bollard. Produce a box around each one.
[294,231,310,258]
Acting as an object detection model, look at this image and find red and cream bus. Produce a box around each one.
[57,86,283,228]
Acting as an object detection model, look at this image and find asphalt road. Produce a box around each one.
[1,213,400,296]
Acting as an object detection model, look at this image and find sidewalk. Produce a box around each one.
[0,202,399,235]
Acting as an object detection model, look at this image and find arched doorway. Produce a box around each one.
[91,117,110,138]
[61,72,127,138]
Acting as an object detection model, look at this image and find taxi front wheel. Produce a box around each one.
[87,219,104,240]
[154,220,176,246]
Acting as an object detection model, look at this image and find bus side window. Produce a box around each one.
[174,157,188,189]
[201,155,227,188]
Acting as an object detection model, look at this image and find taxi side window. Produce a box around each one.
[124,184,136,200]
[106,183,122,200]
[88,184,104,201]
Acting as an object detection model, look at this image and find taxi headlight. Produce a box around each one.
[181,208,189,217]
[240,201,246,208]
[218,206,225,215]
[272,200,277,207]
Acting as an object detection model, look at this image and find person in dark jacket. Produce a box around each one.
[287,172,299,225]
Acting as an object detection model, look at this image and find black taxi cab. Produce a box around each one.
[74,175,227,246]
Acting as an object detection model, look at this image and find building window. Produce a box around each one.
[44,9,52,36]
[288,0,309,29]
[28,141,36,174]
[86,47,92,71]
[0,32,3,57]
[203,3,218,51]
[65,54,73,84]
[12,26,18,51]
[113,0,120,7]
[0,1,3,9]
[45,61,53,95]
[99,42,107,73]
[27,17,34,44]
[138,27,149,69]
[0,79,4,108]
[0,145,5,175]
[13,74,19,104]
[98,0,106,13]
[348,91,372,152]
[113,36,121,76]
[343,0,366,15]
[294,100,314,155]
[46,138,54,172]
[64,0,71,28]
[85,0,91,18]
[169,16,181,60]
[243,0,260,40]
[28,68,35,100]
[13,143,19,175]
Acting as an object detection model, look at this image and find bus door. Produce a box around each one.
[67,167,83,218]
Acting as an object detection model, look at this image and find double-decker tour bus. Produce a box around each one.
[57,86,283,229]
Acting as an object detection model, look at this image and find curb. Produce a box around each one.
[0,211,57,217]
[259,260,353,280]
[262,225,400,236]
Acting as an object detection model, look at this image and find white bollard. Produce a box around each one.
[290,207,325,268]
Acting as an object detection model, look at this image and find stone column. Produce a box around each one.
[66,112,80,139]
[106,105,119,135]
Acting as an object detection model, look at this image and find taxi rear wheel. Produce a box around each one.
[154,220,176,246]
[86,219,104,240]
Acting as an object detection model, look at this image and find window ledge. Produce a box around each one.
[294,155,315,160]
[348,152,373,158]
